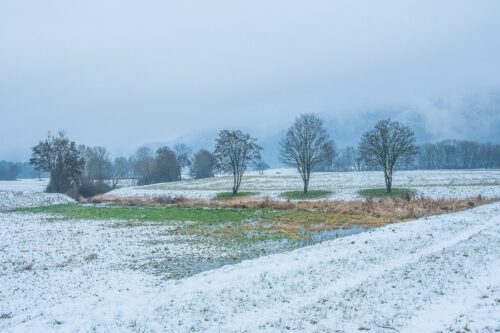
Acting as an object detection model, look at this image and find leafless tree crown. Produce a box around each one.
[279,113,334,193]
[174,143,192,180]
[358,119,419,193]
[213,130,262,194]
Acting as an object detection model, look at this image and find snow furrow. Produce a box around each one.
[402,269,500,333]
[216,217,499,332]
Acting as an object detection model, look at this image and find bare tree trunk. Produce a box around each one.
[232,172,243,194]
[384,169,392,193]
[232,172,238,194]
[299,167,309,194]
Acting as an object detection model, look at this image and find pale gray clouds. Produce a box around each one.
[1,1,500,160]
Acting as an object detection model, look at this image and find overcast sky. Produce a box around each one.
[1,1,500,160]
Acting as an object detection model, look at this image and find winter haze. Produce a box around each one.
[1,1,500,163]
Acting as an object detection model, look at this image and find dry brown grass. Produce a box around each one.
[91,194,495,230]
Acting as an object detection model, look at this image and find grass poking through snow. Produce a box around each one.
[213,192,258,200]
[358,188,417,199]
[281,190,332,200]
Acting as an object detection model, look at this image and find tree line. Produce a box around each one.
[28,132,219,197]
[0,161,22,181]
[329,140,500,171]
[26,114,499,197]
[415,140,500,170]
[0,160,44,180]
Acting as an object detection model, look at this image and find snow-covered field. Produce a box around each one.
[1,197,499,332]
[0,179,49,193]
[0,179,73,210]
[107,169,500,201]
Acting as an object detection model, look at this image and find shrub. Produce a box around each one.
[78,180,112,198]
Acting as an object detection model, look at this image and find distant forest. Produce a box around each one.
[1,139,499,182]
[0,161,44,180]
[331,139,500,172]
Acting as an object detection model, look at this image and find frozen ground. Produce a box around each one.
[1,198,499,332]
[107,169,500,201]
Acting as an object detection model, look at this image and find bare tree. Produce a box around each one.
[174,143,192,180]
[333,146,357,171]
[111,157,131,189]
[131,146,154,185]
[313,142,336,172]
[354,148,363,171]
[358,119,419,193]
[279,113,335,194]
[213,130,262,194]
[255,158,270,175]
[83,146,112,182]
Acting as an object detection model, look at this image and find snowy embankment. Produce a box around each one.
[106,169,500,201]
[0,191,73,210]
[1,203,499,332]
[0,179,73,210]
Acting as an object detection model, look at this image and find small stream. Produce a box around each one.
[146,226,367,279]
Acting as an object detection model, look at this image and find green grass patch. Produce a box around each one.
[14,203,379,243]
[14,204,260,224]
[281,190,332,200]
[214,191,258,200]
[357,187,416,199]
